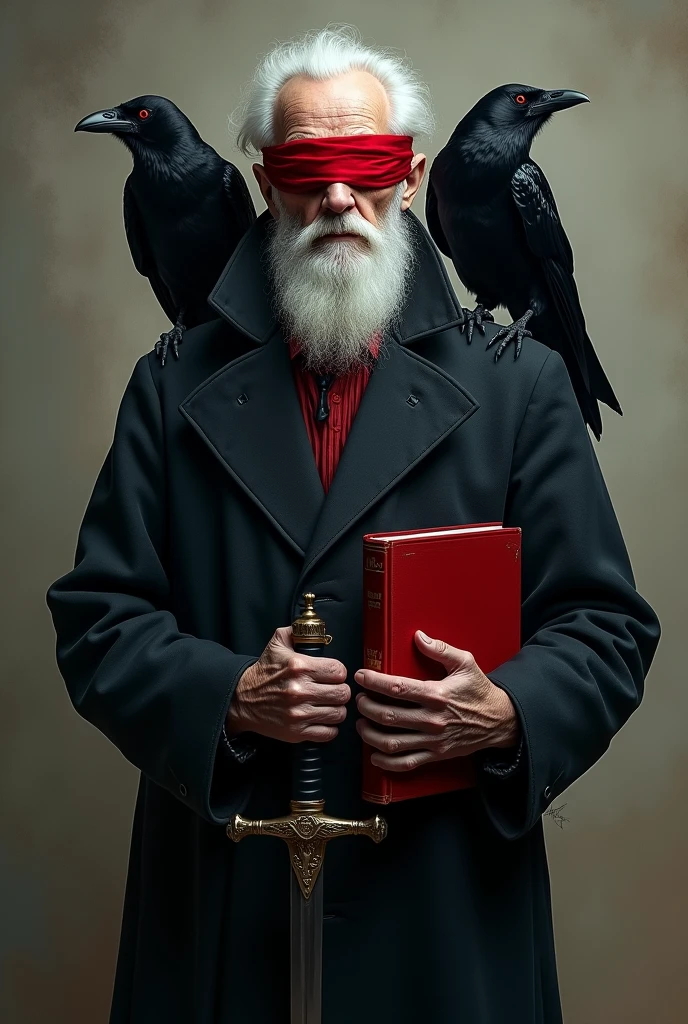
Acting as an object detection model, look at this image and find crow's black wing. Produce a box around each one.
[510,160,588,377]
[222,161,257,246]
[425,171,453,259]
[511,160,573,271]
[123,176,177,325]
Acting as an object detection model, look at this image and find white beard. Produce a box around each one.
[264,183,418,376]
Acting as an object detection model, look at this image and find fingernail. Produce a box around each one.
[418,630,430,642]
[354,670,364,682]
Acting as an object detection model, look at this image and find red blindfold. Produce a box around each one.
[260,134,414,193]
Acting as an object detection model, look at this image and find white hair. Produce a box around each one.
[233,24,435,155]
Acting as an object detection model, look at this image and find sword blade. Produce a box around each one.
[290,866,324,1024]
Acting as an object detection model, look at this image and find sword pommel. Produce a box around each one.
[291,592,332,645]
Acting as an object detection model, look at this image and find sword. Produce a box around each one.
[227,592,388,1023]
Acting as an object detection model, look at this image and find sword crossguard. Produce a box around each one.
[227,799,387,900]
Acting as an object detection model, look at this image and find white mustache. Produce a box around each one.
[288,211,380,251]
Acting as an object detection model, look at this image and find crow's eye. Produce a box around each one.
[514,94,527,105]
[138,109,150,120]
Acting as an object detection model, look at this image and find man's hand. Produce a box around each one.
[353,630,520,771]
[226,626,350,744]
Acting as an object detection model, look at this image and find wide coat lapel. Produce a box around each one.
[179,320,325,559]
[179,209,479,573]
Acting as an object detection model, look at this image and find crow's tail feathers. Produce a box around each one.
[584,332,624,417]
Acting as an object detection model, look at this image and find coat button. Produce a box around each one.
[179,783,187,797]
[543,785,552,801]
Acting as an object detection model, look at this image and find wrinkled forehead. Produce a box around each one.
[274,71,392,143]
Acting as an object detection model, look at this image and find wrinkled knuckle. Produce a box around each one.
[384,736,401,754]
[285,680,303,702]
[288,655,307,674]
[383,708,397,725]
[390,680,406,697]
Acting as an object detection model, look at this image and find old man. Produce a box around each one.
[46,24,660,1024]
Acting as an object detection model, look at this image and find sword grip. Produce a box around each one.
[291,641,325,803]
[292,742,323,802]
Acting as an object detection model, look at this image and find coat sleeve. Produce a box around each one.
[476,349,661,840]
[45,353,260,826]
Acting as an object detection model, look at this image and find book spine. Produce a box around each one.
[361,542,391,803]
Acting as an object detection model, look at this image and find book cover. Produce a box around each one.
[361,522,521,804]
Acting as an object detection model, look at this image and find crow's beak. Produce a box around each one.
[526,90,590,117]
[74,108,137,134]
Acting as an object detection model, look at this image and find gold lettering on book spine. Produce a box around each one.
[363,546,385,573]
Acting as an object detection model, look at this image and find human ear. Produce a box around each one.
[252,163,279,218]
[400,153,427,211]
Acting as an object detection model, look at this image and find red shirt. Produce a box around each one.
[289,335,382,493]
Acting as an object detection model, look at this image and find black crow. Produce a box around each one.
[426,84,622,440]
[75,95,256,365]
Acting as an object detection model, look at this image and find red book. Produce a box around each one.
[360,523,521,804]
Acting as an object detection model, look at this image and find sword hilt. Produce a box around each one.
[226,593,388,900]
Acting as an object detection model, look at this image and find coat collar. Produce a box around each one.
[179,208,477,585]
[206,208,465,346]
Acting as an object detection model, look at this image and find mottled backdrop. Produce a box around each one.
[1,0,685,1020]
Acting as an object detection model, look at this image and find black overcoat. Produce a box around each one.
[46,210,661,1023]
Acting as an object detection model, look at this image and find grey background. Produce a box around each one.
[1,0,685,1020]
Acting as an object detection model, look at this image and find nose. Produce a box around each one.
[322,182,356,214]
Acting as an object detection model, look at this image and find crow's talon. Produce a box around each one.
[489,328,532,361]
[485,311,533,362]
[461,304,494,345]
[155,323,185,367]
